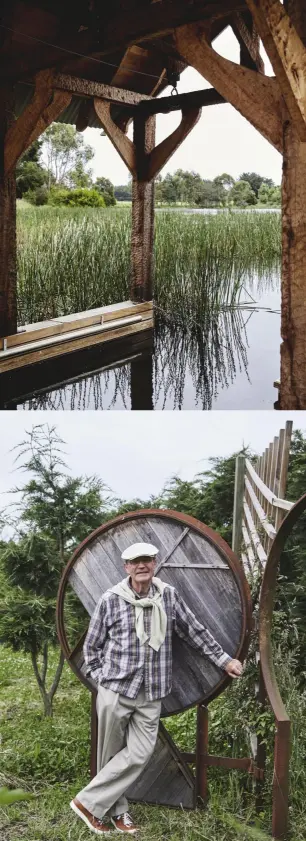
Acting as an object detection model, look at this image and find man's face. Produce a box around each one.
[124,555,156,590]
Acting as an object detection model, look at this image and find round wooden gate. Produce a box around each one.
[56,509,252,716]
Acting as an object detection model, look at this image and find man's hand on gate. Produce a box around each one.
[225,659,243,678]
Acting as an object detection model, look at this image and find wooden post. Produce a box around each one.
[0,84,17,337]
[196,704,209,804]
[280,0,306,408]
[232,455,245,557]
[272,720,291,840]
[255,663,267,813]
[131,113,156,302]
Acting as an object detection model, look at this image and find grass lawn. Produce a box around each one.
[0,644,304,841]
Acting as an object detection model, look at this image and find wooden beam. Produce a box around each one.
[4,2,247,81]
[245,0,306,140]
[0,84,17,337]
[146,107,201,180]
[175,24,283,152]
[54,73,152,106]
[4,68,56,175]
[231,11,265,71]
[99,1,248,55]
[93,99,136,174]
[137,88,225,116]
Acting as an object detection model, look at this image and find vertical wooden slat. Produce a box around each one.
[275,421,293,532]
[273,428,285,532]
[232,454,245,557]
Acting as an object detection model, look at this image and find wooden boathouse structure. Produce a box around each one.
[1,0,306,406]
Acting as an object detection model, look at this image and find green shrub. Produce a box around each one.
[49,188,105,207]
[25,185,49,206]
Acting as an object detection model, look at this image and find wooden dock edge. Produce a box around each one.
[0,300,154,373]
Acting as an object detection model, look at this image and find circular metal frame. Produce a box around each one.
[56,508,252,712]
[259,491,306,719]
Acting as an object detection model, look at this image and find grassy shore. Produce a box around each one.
[16,205,281,328]
[1,643,306,841]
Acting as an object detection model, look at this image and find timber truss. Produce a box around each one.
[1,0,306,406]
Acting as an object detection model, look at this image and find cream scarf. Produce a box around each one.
[110,576,168,651]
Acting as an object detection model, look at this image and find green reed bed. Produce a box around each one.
[17,205,281,327]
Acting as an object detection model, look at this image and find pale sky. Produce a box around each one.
[84,28,282,187]
[0,413,304,522]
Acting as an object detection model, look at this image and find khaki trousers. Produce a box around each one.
[76,684,161,820]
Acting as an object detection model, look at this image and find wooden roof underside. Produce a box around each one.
[2,1,250,129]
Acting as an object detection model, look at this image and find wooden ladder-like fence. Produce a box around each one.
[232,420,293,573]
[232,420,295,840]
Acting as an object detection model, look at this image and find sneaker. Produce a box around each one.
[70,798,113,834]
[111,812,139,833]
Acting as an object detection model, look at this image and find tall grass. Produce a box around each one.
[1,641,306,840]
[17,206,281,327]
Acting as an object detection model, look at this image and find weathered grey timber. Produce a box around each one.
[62,511,247,715]
[56,509,251,813]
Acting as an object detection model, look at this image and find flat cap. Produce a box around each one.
[121,542,159,561]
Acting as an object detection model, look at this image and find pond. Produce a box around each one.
[1,206,281,410]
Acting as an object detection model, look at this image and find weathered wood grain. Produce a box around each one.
[68,514,244,712]
[175,23,283,152]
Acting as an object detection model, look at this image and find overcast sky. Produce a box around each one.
[83,28,282,186]
[0,412,304,520]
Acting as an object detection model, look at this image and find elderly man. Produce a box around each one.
[70,542,243,835]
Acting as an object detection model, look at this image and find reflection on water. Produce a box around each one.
[11,269,280,411]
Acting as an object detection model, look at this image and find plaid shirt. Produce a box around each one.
[83,577,232,701]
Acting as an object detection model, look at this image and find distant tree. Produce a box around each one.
[95,176,116,206]
[195,179,226,207]
[69,160,93,189]
[258,183,281,206]
[229,180,257,206]
[0,424,113,716]
[16,139,47,199]
[158,173,179,204]
[213,173,235,191]
[41,123,94,189]
[238,172,274,197]
[114,183,132,201]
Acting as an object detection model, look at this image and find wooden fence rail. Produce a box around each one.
[232,421,293,575]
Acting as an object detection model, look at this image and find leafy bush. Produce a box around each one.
[49,188,105,207]
[24,185,49,206]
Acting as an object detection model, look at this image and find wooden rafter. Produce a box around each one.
[245,0,306,140]
[4,69,56,174]
[94,97,202,182]
[137,88,225,116]
[146,107,201,180]
[175,23,283,152]
[94,99,136,174]
[231,11,265,71]
[54,74,151,105]
[3,1,248,81]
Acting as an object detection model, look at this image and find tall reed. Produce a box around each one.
[17,205,281,327]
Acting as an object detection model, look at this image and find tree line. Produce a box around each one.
[17,124,116,208]
[154,169,281,207]
[18,122,280,209]
[0,424,305,716]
